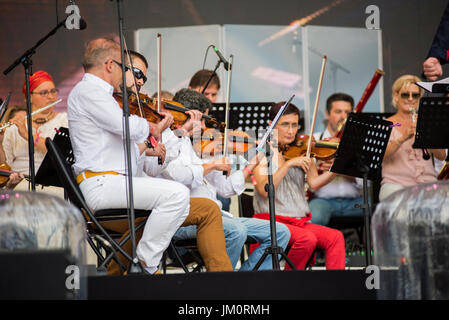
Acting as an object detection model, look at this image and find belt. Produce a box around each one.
[76,170,120,184]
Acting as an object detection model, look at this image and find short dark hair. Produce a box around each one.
[127,50,148,69]
[269,101,300,121]
[189,69,220,90]
[326,93,354,113]
[173,88,213,113]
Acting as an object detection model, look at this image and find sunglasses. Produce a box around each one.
[400,92,420,100]
[109,59,130,72]
[128,66,147,84]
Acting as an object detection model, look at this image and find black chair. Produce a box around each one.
[45,137,155,274]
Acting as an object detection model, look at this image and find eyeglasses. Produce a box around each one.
[31,88,59,97]
[278,122,300,130]
[400,92,420,100]
[127,66,147,84]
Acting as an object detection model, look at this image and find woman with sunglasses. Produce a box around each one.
[379,74,446,201]
[1,70,67,194]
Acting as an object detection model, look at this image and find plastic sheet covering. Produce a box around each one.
[0,191,87,299]
[372,181,449,299]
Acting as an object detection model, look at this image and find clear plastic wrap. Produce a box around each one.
[372,181,449,299]
[0,191,87,299]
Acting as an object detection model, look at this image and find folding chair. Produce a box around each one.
[44,136,155,274]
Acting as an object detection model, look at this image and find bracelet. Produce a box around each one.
[34,130,41,146]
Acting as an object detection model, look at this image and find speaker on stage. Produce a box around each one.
[0,191,87,299]
[372,181,449,299]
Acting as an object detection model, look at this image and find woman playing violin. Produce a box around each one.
[251,101,346,270]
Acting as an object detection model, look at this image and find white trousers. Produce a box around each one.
[79,174,190,268]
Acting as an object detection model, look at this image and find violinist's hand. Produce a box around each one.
[145,143,166,164]
[423,57,443,81]
[202,157,231,176]
[287,156,311,172]
[152,111,174,141]
[181,110,203,136]
[317,159,333,172]
[5,172,24,189]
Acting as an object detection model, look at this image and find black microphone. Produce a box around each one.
[213,45,229,71]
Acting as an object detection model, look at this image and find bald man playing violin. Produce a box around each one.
[99,45,233,274]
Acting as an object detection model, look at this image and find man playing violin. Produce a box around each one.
[101,45,233,274]
[309,93,365,227]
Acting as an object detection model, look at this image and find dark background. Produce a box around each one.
[0,0,447,112]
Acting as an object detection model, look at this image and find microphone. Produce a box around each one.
[213,45,229,71]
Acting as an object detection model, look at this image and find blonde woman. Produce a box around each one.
[379,74,446,201]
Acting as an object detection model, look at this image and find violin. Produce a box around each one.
[0,163,29,187]
[114,92,225,130]
[438,161,449,180]
[281,134,339,161]
[194,129,256,157]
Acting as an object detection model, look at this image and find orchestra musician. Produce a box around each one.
[188,69,220,103]
[379,74,447,201]
[309,93,364,227]
[1,70,67,195]
[251,102,346,270]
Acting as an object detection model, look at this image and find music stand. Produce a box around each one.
[331,113,393,266]
[413,96,449,151]
[35,127,72,190]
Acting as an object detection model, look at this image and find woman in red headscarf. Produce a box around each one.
[1,70,67,192]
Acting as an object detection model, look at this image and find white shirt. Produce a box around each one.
[313,128,362,199]
[3,112,68,174]
[67,73,149,176]
[151,135,246,213]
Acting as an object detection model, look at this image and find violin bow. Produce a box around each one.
[157,33,162,114]
[222,54,234,161]
[306,55,327,158]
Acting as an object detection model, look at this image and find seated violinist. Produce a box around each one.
[252,101,346,270]
[0,123,24,189]
[309,93,364,227]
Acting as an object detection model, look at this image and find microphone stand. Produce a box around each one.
[201,58,223,95]
[115,0,142,274]
[3,18,71,192]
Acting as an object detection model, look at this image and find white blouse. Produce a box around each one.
[2,112,68,174]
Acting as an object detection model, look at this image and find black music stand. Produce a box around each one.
[330,113,393,266]
[413,96,449,152]
[35,127,72,191]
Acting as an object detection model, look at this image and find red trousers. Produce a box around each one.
[252,213,346,270]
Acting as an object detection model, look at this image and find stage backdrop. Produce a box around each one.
[135,24,382,134]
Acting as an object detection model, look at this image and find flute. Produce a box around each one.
[0,99,62,131]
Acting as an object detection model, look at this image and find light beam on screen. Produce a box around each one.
[258,0,346,47]
[182,0,204,25]
[251,66,309,99]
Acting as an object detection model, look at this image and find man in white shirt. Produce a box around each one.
[67,38,192,275]
[310,93,364,226]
